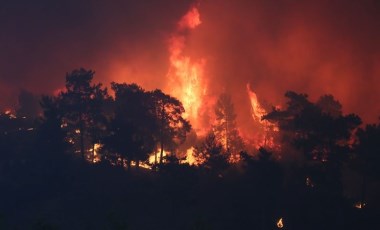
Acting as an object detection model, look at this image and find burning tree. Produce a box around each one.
[193,132,228,172]
[59,68,109,159]
[151,89,191,165]
[264,91,361,194]
[213,93,244,160]
[103,83,156,170]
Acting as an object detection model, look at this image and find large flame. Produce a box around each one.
[246,84,267,124]
[166,6,207,136]
[246,84,279,149]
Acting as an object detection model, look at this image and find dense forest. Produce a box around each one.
[1,68,379,229]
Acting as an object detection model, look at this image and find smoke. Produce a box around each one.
[190,0,380,125]
[1,0,379,126]
[0,0,192,107]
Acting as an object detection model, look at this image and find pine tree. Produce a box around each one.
[213,93,244,159]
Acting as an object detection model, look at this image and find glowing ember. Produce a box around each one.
[277,217,284,228]
[166,5,208,136]
[306,177,315,188]
[354,201,366,209]
[4,109,17,119]
[131,161,151,170]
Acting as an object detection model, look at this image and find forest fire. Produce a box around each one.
[165,5,279,160]
[149,150,167,165]
[246,84,279,149]
[1,1,380,229]
[165,5,208,136]
[246,84,267,124]
[184,147,196,165]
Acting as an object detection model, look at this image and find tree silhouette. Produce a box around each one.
[213,93,244,159]
[264,91,361,195]
[151,89,191,165]
[59,68,108,160]
[264,91,360,162]
[193,132,228,172]
[37,96,67,155]
[353,121,380,206]
[103,83,155,170]
[16,89,40,120]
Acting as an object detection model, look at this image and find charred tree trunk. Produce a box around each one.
[159,103,165,165]
[159,141,164,165]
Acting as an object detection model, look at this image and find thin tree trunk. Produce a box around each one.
[159,103,165,165]
[160,141,164,165]
[136,159,140,170]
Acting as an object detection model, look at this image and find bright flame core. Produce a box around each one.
[166,6,207,136]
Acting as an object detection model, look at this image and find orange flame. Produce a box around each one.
[354,201,366,209]
[246,84,279,149]
[277,217,284,228]
[166,6,207,136]
[246,84,267,123]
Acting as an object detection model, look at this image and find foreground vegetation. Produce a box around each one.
[1,69,379,229]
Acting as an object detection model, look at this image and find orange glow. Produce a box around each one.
[277,217,284,228]
[246,84,267,123]
[166,6,208,136]
[131,161,151,170]
[354,201,366,209]
[183,147,196,165]
[178,7,202,30]
[246,84,279,149]
[4,109,17,119]
[149,150,167,165]
[91,143,102,163]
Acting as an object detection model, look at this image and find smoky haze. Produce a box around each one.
[1,0,379,125]
[0,0,192,106]
[191,0,380,126]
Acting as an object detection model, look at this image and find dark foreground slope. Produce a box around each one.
[1,154,379,230]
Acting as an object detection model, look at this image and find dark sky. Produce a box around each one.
[1,0,379,124]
